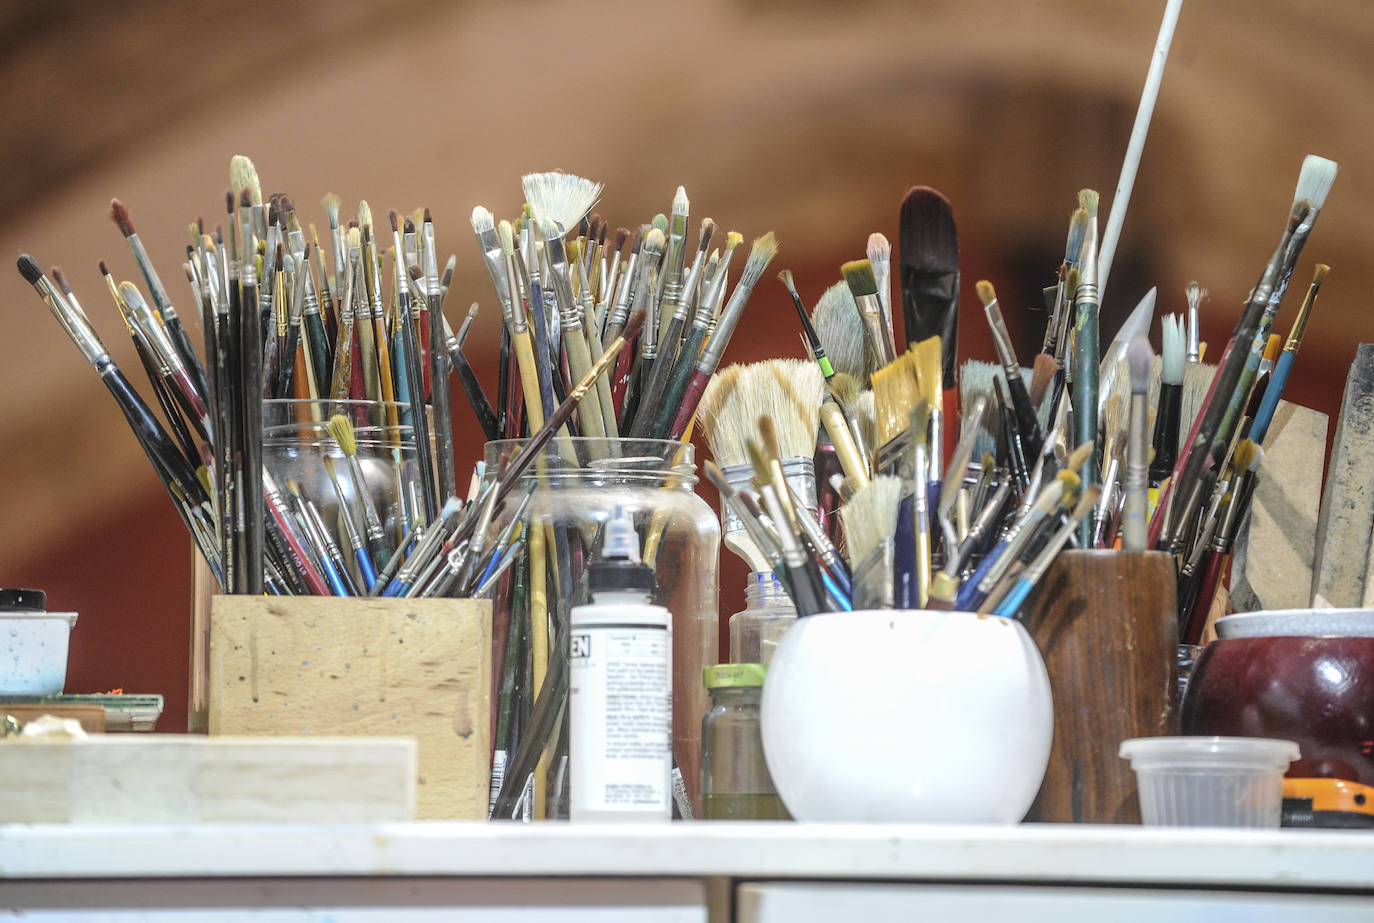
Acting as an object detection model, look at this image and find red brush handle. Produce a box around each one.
[942,385,958,470]
[1183,550,1226,645]
[610,327,641,426]
[266,497,331,595]
[669,369,711,441]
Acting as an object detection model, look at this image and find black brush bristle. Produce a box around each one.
[899,187,958,274]
[16,254,43,285]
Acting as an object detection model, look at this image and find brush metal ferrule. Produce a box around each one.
[128,232,178,321]
[1285,271,1325,353]
[719,459,817,539]
[983,299,1021,376]
[852,537,896,610]
[476,229,514,326]
[855,292,895,365]
[698,269,760,372]
[38,276,110,366]
[122,285,186,375]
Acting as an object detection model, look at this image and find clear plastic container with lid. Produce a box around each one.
[729,572,797,666]
[700,663,789,820]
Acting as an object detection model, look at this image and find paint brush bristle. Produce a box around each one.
[840,474,902,568]
[1078,188,1099,218]
[1030,353,1057,407]
[1128,335,1153,396]
[327,413,358,457]
[812,281,867,381]
[1161,314,1185,386]
[840,259,878,298]
[470,205,494,234]
[521,171,603,235]
[866,233,890,264]
[870,349,920,447]
[322,193,341,229]
[899,187,958,274]
[16,254,42,285]
[110,199,135,238]
[1295,155,1338,212]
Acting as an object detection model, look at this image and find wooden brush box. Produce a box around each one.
[208,596,491,820]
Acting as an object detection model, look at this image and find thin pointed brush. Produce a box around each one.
[976,281,1041,456]
[111,199,210,401]
[1185,281,1203,364]
[98,268,201,471]
[420,210,456,502]
[1091,395,1125,548]
[665,232,778,440]
[391,212,438,522]
[118,282,211,442]
[542,218,611,451]
[749,438,825,616]
[778,269,834,380]
[614,229,665,428]
[237,190,265,594]
[1185,443,1262,644]
[18,255,221,583]
[262,244,285,399]
[866,232,894,351]
[1250,263,1327,444]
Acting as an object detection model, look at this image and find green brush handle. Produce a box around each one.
[650,324,708,439]
[1073,301,1099,545]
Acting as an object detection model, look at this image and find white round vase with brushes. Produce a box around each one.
[760,608,1052,823]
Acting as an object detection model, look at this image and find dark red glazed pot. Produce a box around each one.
[1181,635,1374,786]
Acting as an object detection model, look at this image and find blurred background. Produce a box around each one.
[1,0,1365,730]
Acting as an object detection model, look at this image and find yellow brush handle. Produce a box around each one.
[642,418,696,565]
[820,401,870,489]
[374,315,399,439]
[512,330,546,430]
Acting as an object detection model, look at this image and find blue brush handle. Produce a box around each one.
[820,570,852,612]
[892,494,917,609]
[317,553,352,597]
[1249,350,1294,445]
[992,579,1033,618]
[355,547,379,593]
[955,539,1006,610]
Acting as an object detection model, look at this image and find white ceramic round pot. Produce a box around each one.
[760,609,1052,823]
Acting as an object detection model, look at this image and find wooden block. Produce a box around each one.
[1313,345,1374,608]
[209,596,491,820]
[1229,400,1329,612]
[1023,550,1178,824]
[0,736,415,823]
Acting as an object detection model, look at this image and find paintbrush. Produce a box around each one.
[110,198,210,402]
[1071,188,1101,545]
[840,474,903,610]
[542,218,611,452]
[1185,281,1203,364]
[521,171,603,240]
[327,413,392,572]
[631,218,714,437]
[664,232,778,440]
[387,212,438,522]
[778,270,834,380]
[18,255,221,581]
[811,280,869,384]
[1156,193,1313,552]
[976,281,1041,456]
[1122,336,1154,551]
[842,259,895,369]
[913,335,943,516]
[1044,207,1091,359]
[1250,263,1327,444]
[1149,314,1186,494]
[867,233,894,350]
[236,190,265,594]
[957,471,1078,612]
[1091,395,1125,548]
[898,186,959,395]
[991,485,1102,618]
[616,228,665,428]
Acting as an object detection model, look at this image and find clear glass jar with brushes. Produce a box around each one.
[482,437,720,819]
[729,571,797,666]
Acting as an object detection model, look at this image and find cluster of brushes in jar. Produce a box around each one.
[15,158,713,600]
[698,155,1335,632]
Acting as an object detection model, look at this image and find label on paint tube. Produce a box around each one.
[488,750,507,817]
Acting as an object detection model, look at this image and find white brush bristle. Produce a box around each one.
[1161,314,1185,386]
[698,360,824,468]
[1127,335,1153,395]
[840,474,902,568]
[1295,155,1338,212]
[737,232,779,289]
[672,185,689,216]
[812,281,868,381]
[959,359,1044,459]
[866,232,890,264]
[470,205,494,234]
[522,171,603,235]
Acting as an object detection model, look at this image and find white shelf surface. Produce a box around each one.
[1,822,1372,890]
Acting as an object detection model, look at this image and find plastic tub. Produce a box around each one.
[1119,736,1299,827]
[0,611,78,695]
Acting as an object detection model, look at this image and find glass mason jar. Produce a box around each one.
[700,663,789,820]
[729,572,798,666]
[482,437,720,819]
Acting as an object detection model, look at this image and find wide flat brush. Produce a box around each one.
[899,187,959,391]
